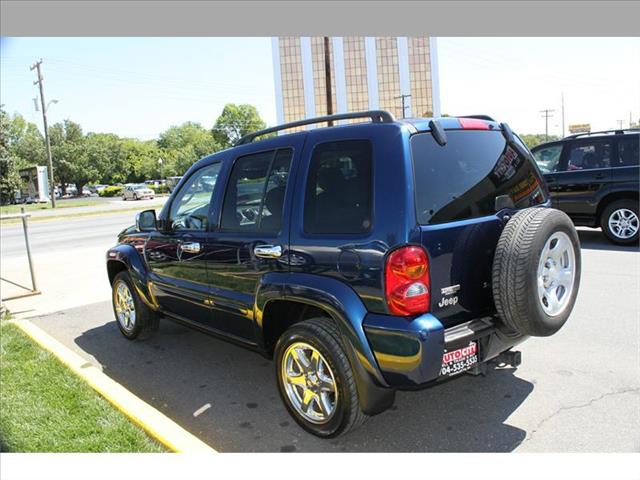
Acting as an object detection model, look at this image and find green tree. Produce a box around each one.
[2,111,46,169]
[158,122,219,175]
[520,134,560,150]
[49,120,96,195]
[85,132,126,184]
[0,109,22,204]
[212,104,267,148]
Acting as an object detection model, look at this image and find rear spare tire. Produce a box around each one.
[492,208,581,337]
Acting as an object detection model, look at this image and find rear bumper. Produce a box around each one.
[362,313,526,388]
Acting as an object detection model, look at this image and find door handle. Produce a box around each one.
[254,244,282,259]
[179,242,201,254]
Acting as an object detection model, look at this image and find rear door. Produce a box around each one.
[204,138,302,342]
[611,133,640,190]
[411,129,548,327]
[550,138,612,223]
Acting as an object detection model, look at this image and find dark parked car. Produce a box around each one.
[532,129,639,245]
[106,111,581,437]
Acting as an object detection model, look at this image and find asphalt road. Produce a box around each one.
[1,212,137,258]
[18,223,640,452]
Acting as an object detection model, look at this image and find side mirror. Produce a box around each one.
[136,209,157,232]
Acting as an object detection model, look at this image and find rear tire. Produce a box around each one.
[600,199,639,245]
[274,318,367,438]
[492,208,581,337]
[111,271,159,340]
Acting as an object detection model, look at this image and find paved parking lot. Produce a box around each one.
[14,221,639,452]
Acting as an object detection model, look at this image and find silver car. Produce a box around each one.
[122,184,155,201]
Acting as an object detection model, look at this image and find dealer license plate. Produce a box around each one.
[440,341,478,377]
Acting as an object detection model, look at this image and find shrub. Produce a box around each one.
[98,186,123,197]
[150,184,169,195]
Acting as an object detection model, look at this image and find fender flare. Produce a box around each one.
[256,272,395,415]
[106,244,156,309]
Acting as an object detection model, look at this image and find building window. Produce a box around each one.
[408,37,433,117]
[344,37,369,115]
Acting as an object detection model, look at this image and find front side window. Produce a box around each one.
[617,136,640,166]
[169,162,221,231]
[565,141,611,171]
[304,140,373,234]
[533,144,563,173]
[221,148,293,232]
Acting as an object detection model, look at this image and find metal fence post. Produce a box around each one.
[20,207,39,292]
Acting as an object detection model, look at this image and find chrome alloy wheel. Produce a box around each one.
[281,342,338,424]
[537,231,576,317]
[114,280,136,332]
[608,208,639,240]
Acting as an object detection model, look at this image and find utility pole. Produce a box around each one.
[395,94,412,119]
[30,59,56,208]
[323,37,334,126]
[540,109,555,141]
[561,93,565,138]
[617,119,624,130]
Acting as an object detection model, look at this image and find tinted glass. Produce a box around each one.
[411,130,547,224]
[304,140,372,234]
[617,136,639,166]
[533,144,563,173]
[565,141,611,171]
[221,149,292,232]
[169,162,221,231]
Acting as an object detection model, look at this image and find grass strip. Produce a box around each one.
[0,321,165,452]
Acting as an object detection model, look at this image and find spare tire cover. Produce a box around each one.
[492,207,581,337]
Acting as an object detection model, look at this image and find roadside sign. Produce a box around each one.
[568,124,591,134]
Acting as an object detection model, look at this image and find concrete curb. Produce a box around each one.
[12,319,216,453]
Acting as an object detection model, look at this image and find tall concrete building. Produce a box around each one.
[272,36,440,125]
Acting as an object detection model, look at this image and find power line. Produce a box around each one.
[30,59,57,208]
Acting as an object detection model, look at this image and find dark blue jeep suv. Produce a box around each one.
[106,111,582,437]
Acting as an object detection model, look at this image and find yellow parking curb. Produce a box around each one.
[13,319,216,453]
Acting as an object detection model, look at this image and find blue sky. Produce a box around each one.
[1,37,638,139]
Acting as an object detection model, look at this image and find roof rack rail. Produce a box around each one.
[457,115,496,121]
[235,110,396,145]
[564,128,639,139]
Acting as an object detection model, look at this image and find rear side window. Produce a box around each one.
[565,141,611,171]
[617,136,639,166]
[304,140,372,234]
[411,130,547,224]
[221,148,292,232]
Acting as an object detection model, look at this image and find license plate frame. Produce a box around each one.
[440,341,479,378]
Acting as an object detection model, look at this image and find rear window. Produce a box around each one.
[411,130,547,224]
[617,135,639,167]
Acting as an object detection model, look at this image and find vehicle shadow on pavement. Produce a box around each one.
[577,229,639,252]
[63,301,533,452]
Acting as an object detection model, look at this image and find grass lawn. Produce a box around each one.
[0,321,165,452]
[0,199,104,216]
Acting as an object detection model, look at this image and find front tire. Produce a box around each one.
[274,318,367,438]
[601,199,639,245]
[111,271,159,340]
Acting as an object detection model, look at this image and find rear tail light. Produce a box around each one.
[385,246,430,316]
[459,118,490,130]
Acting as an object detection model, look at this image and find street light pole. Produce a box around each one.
[30,59,56,208]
